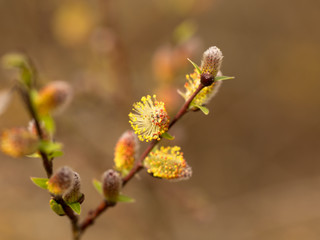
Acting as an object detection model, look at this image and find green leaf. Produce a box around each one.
[117,194,135,203]
[49,150,63,158]
[187,58,201,75]
[49,199,65,216]
[39,141,62,155]
[67,202,81,215]
[215,76,235,81]
[29,89,38,103]
[2,53,34,88]
[40,115,56,135]
[31,177,48,189]
[189,102,209,115]
[197,105,209,115]
[26,152,42,158]
[2,53,27,69]
[92,179,103,195]
[161,132,175,140]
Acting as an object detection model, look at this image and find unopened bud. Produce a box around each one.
[0,128,39,157]
[114,130,138,177]
[200,73,214,87]
[102,169,122,203]
[201,46,223,77]
[36,81,73,115]
[48,166,74,196]
[63,171,84,203]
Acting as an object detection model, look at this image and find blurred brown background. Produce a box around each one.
[0,0,320,239]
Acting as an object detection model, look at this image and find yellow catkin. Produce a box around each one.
[129,95,170,142]
[144,146,192,180]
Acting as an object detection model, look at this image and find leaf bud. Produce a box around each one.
[114,130,139,177]
[200,72,214,87]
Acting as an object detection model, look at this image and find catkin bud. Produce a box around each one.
[48,166,74,196]
[63,172,84,203]
[102,169,122,203]
[200,46,223,78]
[35,81,73,115]
[0,128,39,157]
[114,130,138,177]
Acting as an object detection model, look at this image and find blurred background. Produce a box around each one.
[0,0,320,239]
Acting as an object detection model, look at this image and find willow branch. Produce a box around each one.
[17,84,79,238]
[17,85,52,177]
[79,83,205,235]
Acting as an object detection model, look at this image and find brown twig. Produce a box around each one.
[79,83,205,236]
[17,85,52,177]
[79,200,116,234]
[54,197,80,240]
[18,84,80,239]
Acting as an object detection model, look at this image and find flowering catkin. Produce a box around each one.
[129,95,170,142]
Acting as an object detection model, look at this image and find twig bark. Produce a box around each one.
[17,85,52,177]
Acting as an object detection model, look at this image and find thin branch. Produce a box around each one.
[79,83,205,235]
[17,85,52,177]
[17,84,80,238]
[79,200,115,234]
[54,197,80,239]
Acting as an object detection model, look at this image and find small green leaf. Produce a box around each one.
[49,199,65,216]
[197,105,209,115]
[39,141,62,155]
[67,202,81,215]
[92,179,103,195]
[2,53,34,88]
[2,53,27,69]
[117,194,135,203]
[26,152,42,158]
[30,89,38,103]
[187,58,201,75]
[49,150,63,158]
[40,115,56,135]
[215,76,235,81]
[161,132,175,140]
[189,103,209,115]
[31,177,48,189]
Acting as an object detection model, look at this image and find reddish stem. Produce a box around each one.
[79,83,205,236]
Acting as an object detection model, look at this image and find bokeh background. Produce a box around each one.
[0,0,320,239]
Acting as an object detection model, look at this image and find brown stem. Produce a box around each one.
[54,197,80,240]
[17,86,53,177]
[79,200,115,234]
[18,84,79,238]
[79,83,205,236]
